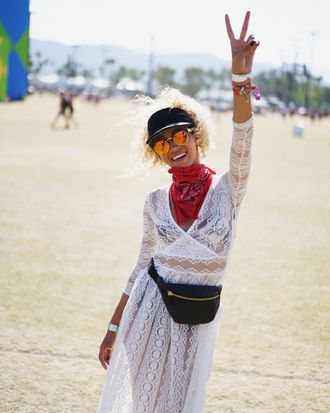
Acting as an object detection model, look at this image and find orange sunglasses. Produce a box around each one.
[152,128,191,156]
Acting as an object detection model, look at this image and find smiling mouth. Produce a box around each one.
[171,151,187,161]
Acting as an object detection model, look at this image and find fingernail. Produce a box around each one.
[249,40,256,46]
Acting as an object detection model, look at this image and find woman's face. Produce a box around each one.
[153,127,199,168]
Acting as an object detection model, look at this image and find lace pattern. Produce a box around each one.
[97,117,253,413]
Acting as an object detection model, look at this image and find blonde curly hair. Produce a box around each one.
[131,87,215,168]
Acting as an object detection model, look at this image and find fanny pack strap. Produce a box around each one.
[147,258,159,284]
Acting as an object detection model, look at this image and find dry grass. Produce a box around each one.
[0,95,329,412]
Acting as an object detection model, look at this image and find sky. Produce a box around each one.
[29,0,330,82]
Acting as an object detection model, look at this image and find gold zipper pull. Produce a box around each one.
[167,289,220,301]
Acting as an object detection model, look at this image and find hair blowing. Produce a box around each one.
[132,87,215,168]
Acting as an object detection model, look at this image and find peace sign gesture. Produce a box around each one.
[225,11,260,76]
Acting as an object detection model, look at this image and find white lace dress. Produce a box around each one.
[96,117,253,413]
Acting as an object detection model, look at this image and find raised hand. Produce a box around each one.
[225,11,260,75]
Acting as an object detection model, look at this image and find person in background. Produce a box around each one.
[66,93,78,128]
[51,91,70,129]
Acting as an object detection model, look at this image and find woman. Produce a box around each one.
[97,11,260,413]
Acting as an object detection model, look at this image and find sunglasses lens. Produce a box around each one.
[173,130,188,146]
[153,140,169,155]
[152,129,189,155]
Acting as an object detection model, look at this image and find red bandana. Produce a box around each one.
[168,164,216,225]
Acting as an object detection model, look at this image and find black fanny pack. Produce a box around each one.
[147,258,222,325]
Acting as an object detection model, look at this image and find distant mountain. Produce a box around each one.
[30,39,230,77]
[30,38,275,87]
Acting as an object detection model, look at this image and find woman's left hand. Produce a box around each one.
[225,11,260,75]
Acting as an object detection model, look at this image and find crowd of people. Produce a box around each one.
[49,87,330,132]
[278,105,330,121]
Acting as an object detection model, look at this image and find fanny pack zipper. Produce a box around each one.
[167,290,220,301]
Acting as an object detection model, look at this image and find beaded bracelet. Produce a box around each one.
[232,72,252,82]
[232,80,261,102]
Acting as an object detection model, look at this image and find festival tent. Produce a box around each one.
[0,0,30,101]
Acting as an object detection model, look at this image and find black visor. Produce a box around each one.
[146,107,194,146]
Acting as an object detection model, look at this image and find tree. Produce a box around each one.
[99,58,115,78]
[182,67,207,97]
[154,66,176,87]
[253,65,330,108]
[218,67,231,89]
[28,51,49,75]
[111,66,145,85]
[204,69,218,90]
[56,56,81,77]
[81,68,94,79]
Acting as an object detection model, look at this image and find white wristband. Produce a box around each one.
[108,323,119,333]
[232,72,252,82]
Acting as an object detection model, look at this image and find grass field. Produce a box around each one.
[0,94,329,413]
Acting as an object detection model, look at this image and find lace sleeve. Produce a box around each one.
[227,115,254,211]
[123,193,157,296]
